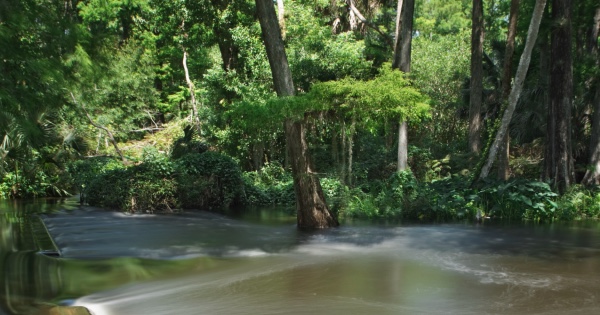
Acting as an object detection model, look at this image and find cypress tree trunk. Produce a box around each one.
[545,0,574,192]
[469,0,484,154]
[255,0,338,228]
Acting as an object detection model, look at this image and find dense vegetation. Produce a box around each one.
[1,0,599,223]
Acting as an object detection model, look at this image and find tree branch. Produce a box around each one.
[346,0,394,50]
[70,92,126,163]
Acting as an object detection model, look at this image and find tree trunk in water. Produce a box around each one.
[469,0,484,154]
[497,0,520,180]
[478,0,547,180]
[255,0,338,228]
[393,0,414,172]
[545,0,573,193]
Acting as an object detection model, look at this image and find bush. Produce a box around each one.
[67,156,123,202]
[475,178,558,221]
[175,152,245,209]
[242,162,294,206]
[556,185,600,220]
[85,148,178,212]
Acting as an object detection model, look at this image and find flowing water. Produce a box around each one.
[1,198,600,315]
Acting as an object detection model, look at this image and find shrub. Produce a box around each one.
[556,185,600,220]
[242,162,295,206]
[475,178,558,221]
[85,148,178,212]
[175,152,245,209]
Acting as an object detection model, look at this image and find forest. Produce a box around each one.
[1,0,599,227]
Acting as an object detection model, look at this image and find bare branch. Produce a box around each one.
[346,0,394,50]
[70,92,126,163]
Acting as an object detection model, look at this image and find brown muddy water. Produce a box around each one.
[1,198,599,315]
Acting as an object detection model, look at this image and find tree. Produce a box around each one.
[478,0,547,180]
[581,6,600,185]
[255,0,339,228]
[497,0,521,180]
[544,0,574,192]
[468,0,484,154]
[392,0,415,172]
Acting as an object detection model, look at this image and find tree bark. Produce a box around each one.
[392,0,404,69]
[589,8,600,55]
[497,0,520,180]
[469,0,484,154]
[393,0,414,172]
[255,0,338,228]
[583,87,600,185]
[276,0,286,39]
[214,26,239,72]
[478,0,547,180]
[581,8,600,185]
[545,0,573,192]
[183,50,201,134]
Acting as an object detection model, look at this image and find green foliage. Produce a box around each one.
[69,39,161,143]
[411,32,470,149]
[286,1,374,90]
[84,148,178,212]
[170,126,209,159]
[415,0,471,36]
[476,179,559,221]
[0,170,70,199]
[556,185,600,220]
[174,152,244,209]
[308,65,431,124]
[67,156,123,198]
[81,147,245,212]
[242,162,294,206]
[343,171,421,220]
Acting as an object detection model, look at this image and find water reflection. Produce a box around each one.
[1,199,600,315]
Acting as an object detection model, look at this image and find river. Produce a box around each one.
[1,198,599,314]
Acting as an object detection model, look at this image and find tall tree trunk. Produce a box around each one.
[478,0,547,180]
[347,117,355,187]
[497,0,521,180]
[545,0,573,192]
[581,7,600,185]
[255,0,338,228]
[469,0,484,154]
[583,87,600,185]
[392,0,414,172]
